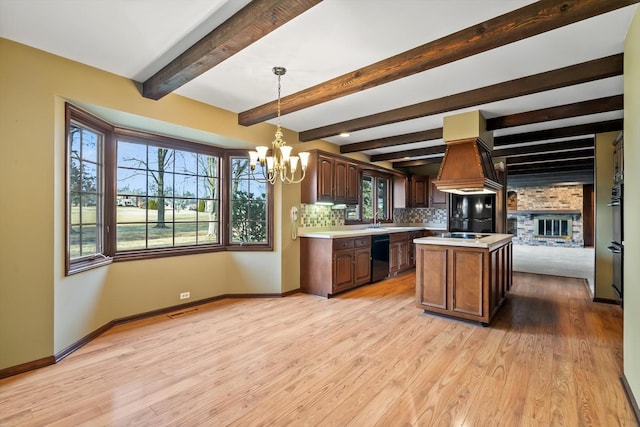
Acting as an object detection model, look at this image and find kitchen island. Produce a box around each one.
[414,233,513,325]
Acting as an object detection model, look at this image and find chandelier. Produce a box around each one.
[248,67,310,185]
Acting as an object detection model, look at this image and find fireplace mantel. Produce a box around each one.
[508,210,581,216]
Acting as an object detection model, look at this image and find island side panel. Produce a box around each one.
[416,245,448,310]
[451,249,485,318]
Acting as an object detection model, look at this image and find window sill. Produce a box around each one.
[67,256,113,276]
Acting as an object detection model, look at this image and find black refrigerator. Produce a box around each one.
[449,194,495,233]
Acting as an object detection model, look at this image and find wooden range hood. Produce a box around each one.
[434,137,502,194]
[434,110,502,194]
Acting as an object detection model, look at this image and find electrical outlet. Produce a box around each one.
[179,292,190,300]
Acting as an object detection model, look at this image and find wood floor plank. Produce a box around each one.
[0,271,634,426]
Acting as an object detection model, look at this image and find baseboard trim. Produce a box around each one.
[0,289,301,379]
[593,296,619,304]
[0,356,56,380]
[621,374,640,424]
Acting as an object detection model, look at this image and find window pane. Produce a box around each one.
[147,223,174,248]
[148,147,174,173]
[81,129,98,162]
[198,222,218,244]
[68,120,103,264]
[362,175,373,220]
[199,154,218,177]
[175,222,197,246]
[116,140,221,252]
[175,150,197,175]
[69,158,81,192]
[230,156,267,244]
[377,178,389,220]
[198,200,218,222]
[175,173,197,198]
[117,223,147,251]
[117,141,146,169]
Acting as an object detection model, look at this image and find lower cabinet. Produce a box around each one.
[301,236,371,297]
[389,232,410,275]
[415,240,512,324]
[389,231,427,275]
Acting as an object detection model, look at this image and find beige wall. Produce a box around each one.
[624,5,640,406]
[594,132,617,300]
[0,38,303,369]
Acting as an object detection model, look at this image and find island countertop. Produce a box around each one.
[298,224,447,239]
[414,233,513,250]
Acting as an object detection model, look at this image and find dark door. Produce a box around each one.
[583,184,594,247]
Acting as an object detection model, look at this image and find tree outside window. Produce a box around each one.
[230,157,267,244]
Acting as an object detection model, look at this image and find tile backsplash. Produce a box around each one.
[299,204,345,228]
[299,204,447,228]
[393,207,447,225]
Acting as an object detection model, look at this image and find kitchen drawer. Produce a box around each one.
[354,236,371,248]
[333,238,355,250]
[390,232,409,243]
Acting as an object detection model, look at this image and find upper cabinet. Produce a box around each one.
[334,158,359,204]
[394,174,447,209]
[317,154,334,203]
[429,177,448,208]
[302,151,359,205]
[411,176,429,208]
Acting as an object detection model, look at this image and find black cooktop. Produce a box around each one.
[440,233,490,240]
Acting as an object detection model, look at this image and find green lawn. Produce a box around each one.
[70,206,218,256]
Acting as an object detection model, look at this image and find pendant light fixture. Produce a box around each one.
[249,67,309,184]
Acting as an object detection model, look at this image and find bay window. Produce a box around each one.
[65,103,272,275]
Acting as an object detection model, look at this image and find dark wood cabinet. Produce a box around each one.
[408,230,427,267]
[334,158,359,204]
[301,236,371,297]
[393,174,410,208]
[302,151,359,205]
[415,240,512,324]
[389,232,412,275]
[429,177,448,208]
[411,176,429,208]
[317,154,334,203]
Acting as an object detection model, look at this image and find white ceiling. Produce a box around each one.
[0,0,636,161]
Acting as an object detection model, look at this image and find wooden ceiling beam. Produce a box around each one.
[142,0,322,100]
[390,145,595,170]
[380,135,596,163]
[340,129,443,154]
[299,54,623,141]
[344,94,613,156]
[371,145,445,162]
[492,138,594,157]
[508,158,594,174]
[393,157,444,169]
[506,149,594,165]
[486,94,623,130]
[239,0,636,126]
[494,119,622,146]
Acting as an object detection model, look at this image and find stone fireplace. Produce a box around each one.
[507,185,584,248]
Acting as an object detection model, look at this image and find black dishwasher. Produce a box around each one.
[371,234,390,282]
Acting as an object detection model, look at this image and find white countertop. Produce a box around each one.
[414,233,513,250]
[298,224,447,239]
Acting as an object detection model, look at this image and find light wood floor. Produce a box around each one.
[0,272,635,426]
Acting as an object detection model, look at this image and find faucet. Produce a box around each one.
[372,211,380,228]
